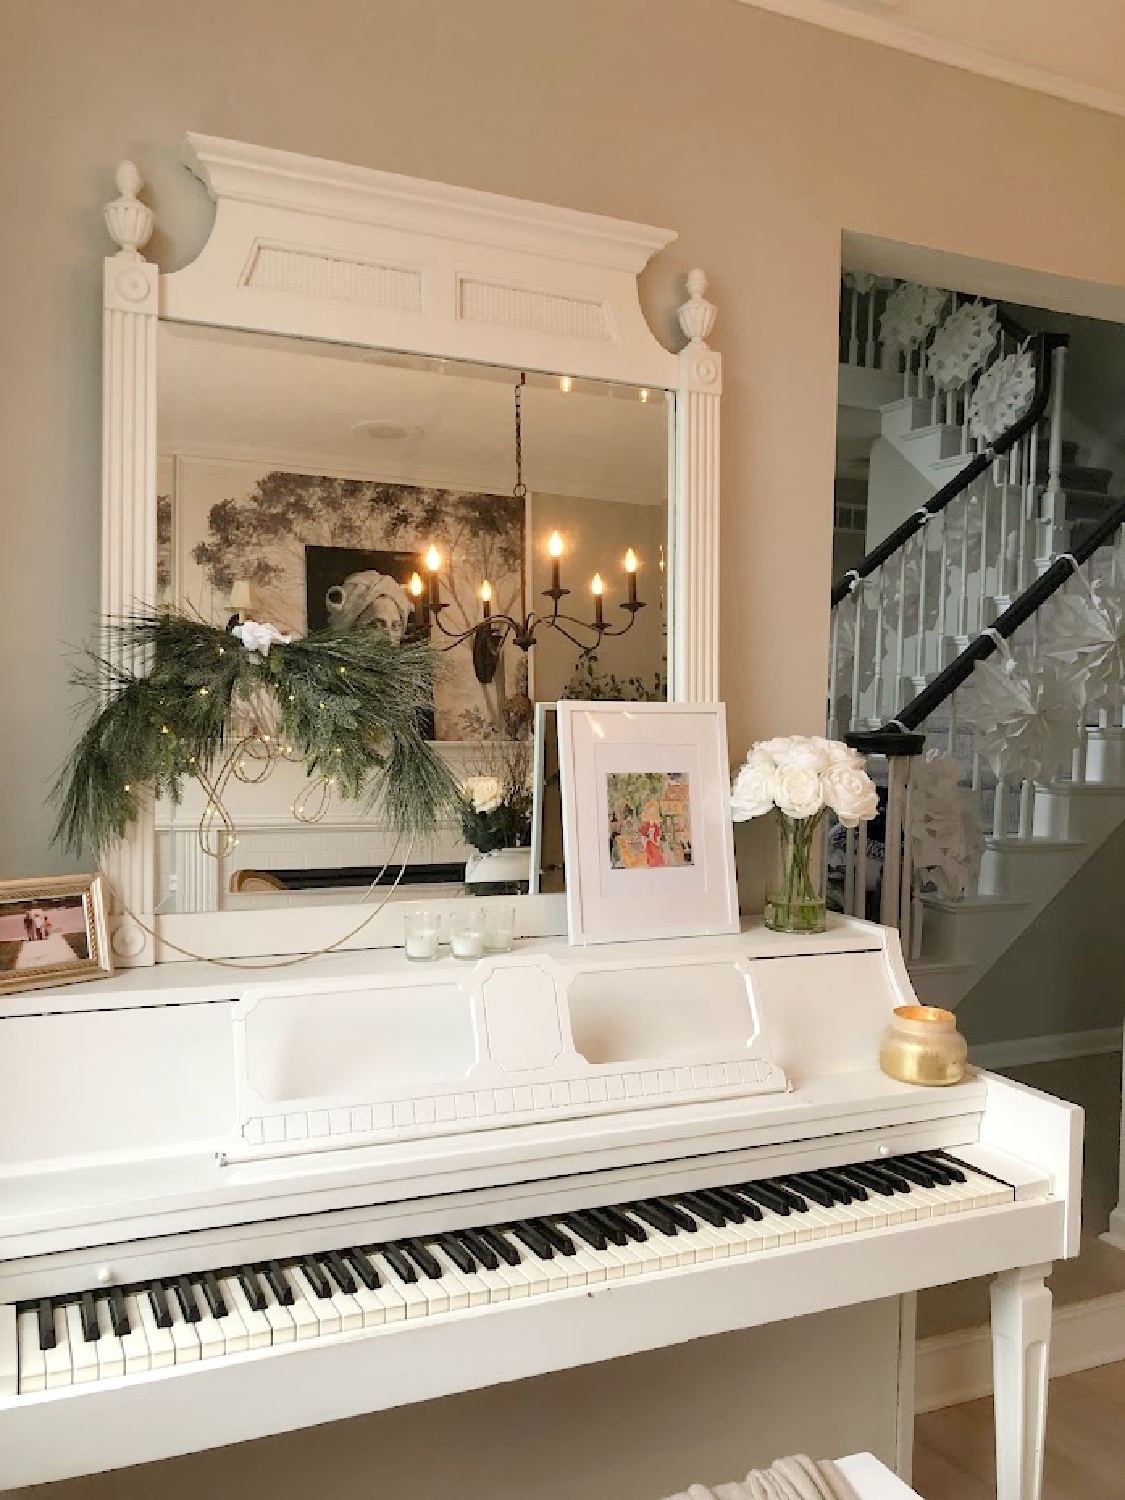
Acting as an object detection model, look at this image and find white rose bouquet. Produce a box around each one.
[459,741,533,855]
[730,735,879,932]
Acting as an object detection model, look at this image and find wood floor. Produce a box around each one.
[913,1360,1125,1499]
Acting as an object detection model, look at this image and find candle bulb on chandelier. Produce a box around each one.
[624,548,638,606]
[425,546,441,608]
[548,530,563,595]
[480,579,492,620]
[591,572,604,629]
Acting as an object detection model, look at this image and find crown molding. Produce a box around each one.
[734,0,1125,121]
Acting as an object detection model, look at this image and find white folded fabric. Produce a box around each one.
[663,1454,861,1500]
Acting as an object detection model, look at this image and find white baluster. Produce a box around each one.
[844,824,856,915]
[937,510,950,657]
[903,344,913,401]
[829,605,842,739]
[894,549,907,703]
[848,284,860,366]
[900,763,915,946]
[946,689,958,758]
[957,495,971,642]
[1018,777,1033,839]
[979,485,991,632]
[1041,345,1068,566]
[992,775,1006,840]
[962,373,972,454]
[865,291,877,369]
[1019,429,1036,595]
[872,572,886,724]
[849,587,864,732]
[915,527,928,681]
[856,818,868,916]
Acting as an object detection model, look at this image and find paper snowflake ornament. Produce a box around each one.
[958,649,1085,783]
[844,270,879,295]
[1039,582,1125,710]
[909,752,984,900]
[879,282,948,353]
[968,348,1036,445]
[926,301,999,390]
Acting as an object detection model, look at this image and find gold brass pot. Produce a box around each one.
[879,1004,967,1087]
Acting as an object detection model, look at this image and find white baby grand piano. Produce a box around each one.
[0,920,1081,1493]
[0,136,1081,1495]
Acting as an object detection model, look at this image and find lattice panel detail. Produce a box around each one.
[458,278,611,341]
[243,245,423,312]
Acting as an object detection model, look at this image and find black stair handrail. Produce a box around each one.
[847,492,1125,757]
[831,330,1069,609]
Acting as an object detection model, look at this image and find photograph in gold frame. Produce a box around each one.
[0,873,112,995]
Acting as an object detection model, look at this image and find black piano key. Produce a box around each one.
[838,1164,896,1198]
[898,1153,951,1186]
[653,1198,698,1232]
[716,1187,765,1222]
[508,1222,556,1260]
[198,1272,228,1320]
[766,1180,810,1213]
[344,1250,381,1290]
[784,1174,836,1209]
[736,1182,792,1217]
[147,1281,173,1329]
[299,1257,333,1299]
[602,1206,648,1243]
[559,1213,607,1252]
[37,1299,57,1352]
[263,1260,295,1306]
[676,1192,727,1228]
[434,1235,477,1275]
[817,1169,863,1203]
[172,1276,201,1322]
[378,1244,419,1284]
[237,1266,268,1312]
[700,1188,745,1224]
[586,1209,629,1246]
[534,1220,578,1256]
[931,1152,968,1183]
[628,1201,680,1236]
[860,1161,912,1194]
[459,1230,499,1271]
[400,1241,445,1281]
[477,1227,522,1267]
[108,1285,131,1337]
[322,1252,357,1295]
[888,1157,941,1189]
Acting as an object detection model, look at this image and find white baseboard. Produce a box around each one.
[968,1026,1121,1072]
[916,1290,1125,1413]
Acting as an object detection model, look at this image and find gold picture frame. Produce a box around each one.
[0,873,113,996]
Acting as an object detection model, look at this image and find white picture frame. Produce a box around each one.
[556,701,739,946]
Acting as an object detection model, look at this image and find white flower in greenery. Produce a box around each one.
[232,619,292,656]
[731,758,779,822]
[822,764,879,827]
[462,775,504,815]
[774,763,824,820]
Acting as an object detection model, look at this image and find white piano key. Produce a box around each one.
[794,1201,835,1240]
[63,1303,99,1384]
[17,1310,46,1395]
[320,1276,364,1334]
[598,1238,643,1277]
[215,1290,250,1355]
[469,1261,511,1303]
[221,1276,272,1349]
[423,1252,472,1311]
[0,1304,17,1397]
[371,1254,430,1320]
[503,1243,550,1297]
[121,1295,151,1376]
[557,1239,599,1285]
[94,1297,125,1380]
[193,1305,226,1361]
[366,1274,409,1324]
[136,1291,175,1369]
[167,1297,202,1364]
[622,1231,665,1272]
[488,1254,533,1299]
[289,1266,342,1337]
[957,1165,1014,1210]
[349,1282,388,1328]
[431,1247,490,1308]
[43,1306,73,1389]
[685,1217,729,1259]
[259,1279,299,1344]
[404,1262,451,1316]
[714,1215,762,1256]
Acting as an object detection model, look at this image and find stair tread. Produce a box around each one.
[984,834,1086,851]
[1043,780,1125,795]
[920,893,1030,912]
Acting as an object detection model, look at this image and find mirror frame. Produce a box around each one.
[101,134,722,964]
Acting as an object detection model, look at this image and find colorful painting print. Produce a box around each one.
[606,771,693,870]
[0,895,89,975]
[186,469,527,741]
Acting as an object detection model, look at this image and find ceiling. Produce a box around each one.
[158,323,669,507]
[735,0,1125,118]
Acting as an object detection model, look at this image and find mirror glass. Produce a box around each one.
[155,323,672,912]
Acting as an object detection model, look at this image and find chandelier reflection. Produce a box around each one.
[412,375,646,685]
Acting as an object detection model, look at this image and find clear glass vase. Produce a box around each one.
[764,810,827,933]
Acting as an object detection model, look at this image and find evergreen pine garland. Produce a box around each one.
[52,611,458,856]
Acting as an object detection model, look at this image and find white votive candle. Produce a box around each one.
[450,906,485,960]
[404,909,440,962]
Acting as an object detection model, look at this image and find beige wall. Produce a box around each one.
[6,0,1125,884]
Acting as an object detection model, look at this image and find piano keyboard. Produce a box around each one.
[4,1152,1012,1397]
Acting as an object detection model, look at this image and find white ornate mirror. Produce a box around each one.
[100,135,721,964]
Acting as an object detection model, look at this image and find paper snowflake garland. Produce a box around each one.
[879,282,948,353]
[1039,581,1125,710]
[968,348,1036,445]
[927,301,999,390]
[957,649,1085,784]
[909,752,983,900]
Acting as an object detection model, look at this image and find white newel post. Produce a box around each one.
[990,1265,1052,1500]
[674,269,721,702]
[101,162,158,965]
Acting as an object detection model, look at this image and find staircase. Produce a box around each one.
[831,277,1125,1012]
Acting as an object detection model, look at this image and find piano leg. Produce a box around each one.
[990,1263,1052,1500]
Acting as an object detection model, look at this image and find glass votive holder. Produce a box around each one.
[449,905,485,961]
[403,908,440,962]
[483,904,516,954]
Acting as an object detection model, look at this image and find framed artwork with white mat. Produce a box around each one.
[556,701,739,945]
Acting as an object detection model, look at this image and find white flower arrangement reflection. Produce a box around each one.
[732,737,879,933]
[926,301,999,390]
[231,619,293,657]
[968,348,1036,446]
[462,775,505,816]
